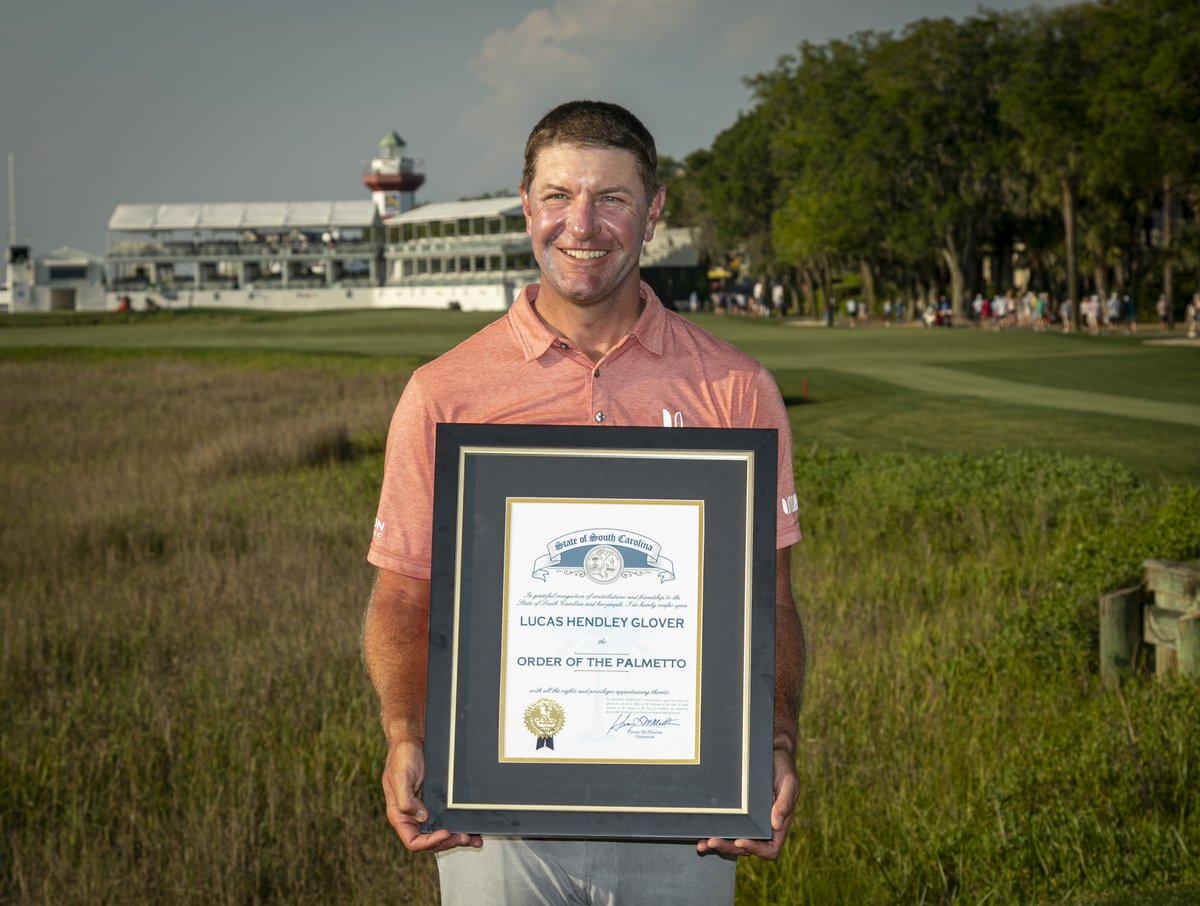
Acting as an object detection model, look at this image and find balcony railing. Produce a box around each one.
[108,240,379,260]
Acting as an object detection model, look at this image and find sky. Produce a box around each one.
[1,0,1077,256]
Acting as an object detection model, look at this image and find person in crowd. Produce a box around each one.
[1124,295,1138,334]
[1157,293,1171,333]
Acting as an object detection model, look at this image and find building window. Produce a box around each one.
[417,258,428,274]
[474,256,486,272]
[489,255,502,271]
[403,224,415,242]
[458,219,470,236]
[402,260,414,277]
[431,258,442,274]
[487,218,502,235]
[445,257,456,273]
[460,256,471,272]
[48,265,87,280]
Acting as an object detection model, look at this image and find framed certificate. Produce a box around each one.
[421,424,778,839]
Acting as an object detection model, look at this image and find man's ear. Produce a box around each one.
[644,185,666,243]
[519,182,532,233]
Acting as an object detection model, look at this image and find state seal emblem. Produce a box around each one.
[524,697,566,751]
[583,544,624,584]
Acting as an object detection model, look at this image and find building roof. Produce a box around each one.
[384,197,523,225]
[44,245,106,263]
[107,201,379,233]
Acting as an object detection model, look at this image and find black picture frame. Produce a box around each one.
[422,423,778,840]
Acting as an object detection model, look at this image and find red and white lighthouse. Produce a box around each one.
[362,131,425,217]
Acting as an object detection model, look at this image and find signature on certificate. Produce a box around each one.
[607,713,680,734]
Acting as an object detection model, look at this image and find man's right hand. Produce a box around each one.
[382,736,482,852]
[364,568,482,852]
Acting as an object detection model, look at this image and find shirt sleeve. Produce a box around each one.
[751,363,802,549]
[368,373,438,579]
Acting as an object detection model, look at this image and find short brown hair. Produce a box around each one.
[522,100,659,203]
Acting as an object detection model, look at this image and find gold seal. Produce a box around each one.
[524,697,566,750]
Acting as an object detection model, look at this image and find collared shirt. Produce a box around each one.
[369,282,801,578]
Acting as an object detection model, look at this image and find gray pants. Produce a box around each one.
[436,838,736,906]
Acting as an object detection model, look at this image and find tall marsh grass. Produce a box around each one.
[2,354,1198,904]
[763,450,1200,904]
[1,355,436,904]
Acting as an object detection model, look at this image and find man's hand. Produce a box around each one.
[363,569,482,853]
[382,735,482,852]
[696,746,798,860]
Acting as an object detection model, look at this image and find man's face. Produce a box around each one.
[521,143,664,309]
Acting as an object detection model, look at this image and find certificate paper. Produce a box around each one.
[500,498,703,764]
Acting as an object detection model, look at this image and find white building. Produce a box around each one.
[2,245,107,312]
[378,197,538,311]
[106,201,382,312]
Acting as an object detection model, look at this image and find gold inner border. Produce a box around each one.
[446,445,756,815]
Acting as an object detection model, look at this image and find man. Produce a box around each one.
[362,100,806,906]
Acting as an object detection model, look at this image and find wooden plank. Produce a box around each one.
[1157,647,1178,678]
[1152,590,1194,614]
[1100,586,1144,688]
[1143,559,1200,600]
[1179,613,1200,678]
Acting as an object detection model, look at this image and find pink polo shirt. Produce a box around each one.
[368,282,801,579]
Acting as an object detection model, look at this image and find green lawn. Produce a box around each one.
[4,310,1196,483]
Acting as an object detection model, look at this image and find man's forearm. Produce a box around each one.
[774,548,806,754]
[361,568,432,743]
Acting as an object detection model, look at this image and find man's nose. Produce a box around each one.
[566,199,598,239]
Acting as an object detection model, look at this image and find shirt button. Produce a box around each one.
[594,411,605,423]
[593,369,600,378]
[559,342,569,349]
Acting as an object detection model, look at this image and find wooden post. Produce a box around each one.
[1179,613,1200,678]
[1100,586,1144,688]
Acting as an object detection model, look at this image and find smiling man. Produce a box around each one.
[362,100,807,906]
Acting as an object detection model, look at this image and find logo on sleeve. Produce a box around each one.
[661,409,684,428]
[373,518,386,540]
[781,494,798,515]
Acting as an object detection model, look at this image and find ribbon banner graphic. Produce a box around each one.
[531,528,676,584]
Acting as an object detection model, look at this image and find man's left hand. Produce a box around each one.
[696,747,798,860]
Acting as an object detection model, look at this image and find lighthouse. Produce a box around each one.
[362,131,425,217]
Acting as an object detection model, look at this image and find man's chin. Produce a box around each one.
[541,268,640,308]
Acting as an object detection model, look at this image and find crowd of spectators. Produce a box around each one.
[967,290,1143,334]
[689,283,1198,337]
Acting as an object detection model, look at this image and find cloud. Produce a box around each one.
[470,0,695,98]
[460,0,697,187]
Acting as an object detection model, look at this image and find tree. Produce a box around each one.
[999,3,1095,327]
[1086,0,1200,317]
[757,36,887,318]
